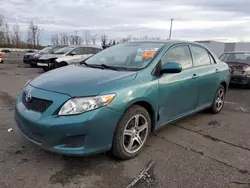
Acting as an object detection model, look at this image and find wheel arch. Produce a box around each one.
[220,81,227,92]
[125,100,157,132]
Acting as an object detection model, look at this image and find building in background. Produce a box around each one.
[196,40,250,57]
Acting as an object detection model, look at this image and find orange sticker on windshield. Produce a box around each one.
[141,51,156,59]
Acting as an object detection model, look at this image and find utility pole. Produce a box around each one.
[169,18,173,40]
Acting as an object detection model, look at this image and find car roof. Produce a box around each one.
[67,45,103,49]
[129,40,201,46]
[223,51,250,54]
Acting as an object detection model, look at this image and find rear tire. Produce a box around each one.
[210,85,225,114]
[112,105,151,160]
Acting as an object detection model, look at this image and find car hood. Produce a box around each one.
[39,54,63,60]
[29,64,137,97]
[226,62,250,71]
[56,55,92,63]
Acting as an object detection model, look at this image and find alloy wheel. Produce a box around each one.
[215,88,224,111]
[123,114,149,154]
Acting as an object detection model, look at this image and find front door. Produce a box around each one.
[158,45,199,125]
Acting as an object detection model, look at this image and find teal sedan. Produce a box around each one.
[14,41,230,159]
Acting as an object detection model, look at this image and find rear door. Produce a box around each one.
[81,47,94,60]
[190,45,220,109]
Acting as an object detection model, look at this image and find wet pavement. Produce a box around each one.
[1,62,250,188]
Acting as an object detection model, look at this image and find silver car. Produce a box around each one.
[37,45,103,71]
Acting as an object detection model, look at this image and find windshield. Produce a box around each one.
[219,52,250,64]
[85,43,164,70]
[53,46,74,54]
[40,47,52,53]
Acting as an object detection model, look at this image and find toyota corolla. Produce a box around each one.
[14,41,230,159]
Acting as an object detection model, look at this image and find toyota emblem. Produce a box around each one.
[25,92,32,102]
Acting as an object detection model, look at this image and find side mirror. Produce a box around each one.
[161,62,182,74]
[70,52,77,56]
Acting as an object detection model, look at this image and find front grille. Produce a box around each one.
[17,121,43,143]
[22,92,53,113]
[60,135,85,148]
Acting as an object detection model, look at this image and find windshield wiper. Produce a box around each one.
[99,64,120,71]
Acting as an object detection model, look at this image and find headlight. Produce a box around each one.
[58,94,116,116]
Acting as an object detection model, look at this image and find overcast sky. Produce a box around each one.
[1,0,250,44]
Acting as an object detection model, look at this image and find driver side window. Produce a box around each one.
[162,45,193,69]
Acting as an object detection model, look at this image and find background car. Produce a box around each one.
[23,49,39,64]
[29,45,67,67]
[0,52,4,63]
[1,49,11,53]
[15,40,230,160]
[37,45,102,71]
[55,45,102,67]
[219,51,250,88]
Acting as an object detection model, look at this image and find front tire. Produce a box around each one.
[112,105,151,160]
[210,85,225,114]
[58,62,68,68]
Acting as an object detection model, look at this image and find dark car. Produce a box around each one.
[1,49,11,53]
[219,51,250,88]
[23,52,35,64]
[29,46,66,67]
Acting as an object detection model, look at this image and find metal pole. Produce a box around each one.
[169,18,173,40]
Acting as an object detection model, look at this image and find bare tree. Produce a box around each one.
[28,21,42,49]
[0,15,5,45]
[60,33,69,45]
[4,22,11,47]
[69,35,75,45]
[51,33,60,45]
[84,30,91,45]
[77,36,83,45]
[13,24,21,47]
[69,34,83,45]
[101,34,108,48]
[91,34,97,45]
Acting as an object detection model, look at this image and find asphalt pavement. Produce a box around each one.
[0,58,250,188]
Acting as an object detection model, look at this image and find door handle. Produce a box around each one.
[215,69,219,73]
[192,74,199,79]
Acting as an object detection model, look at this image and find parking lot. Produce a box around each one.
[1,54,250,188]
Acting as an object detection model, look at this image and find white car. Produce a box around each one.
[37,45,103,71]
[0,57,2,64]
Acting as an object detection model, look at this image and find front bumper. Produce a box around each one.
[230,74,250,85]
[37,59,57,69]
[14,85,122,156]
[30,58,38,66]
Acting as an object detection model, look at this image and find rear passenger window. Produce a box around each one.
[191,46,211,66]
[71,48,81,55]
[162,45,193,69]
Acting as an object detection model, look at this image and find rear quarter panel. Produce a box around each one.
[217,61,230,90]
